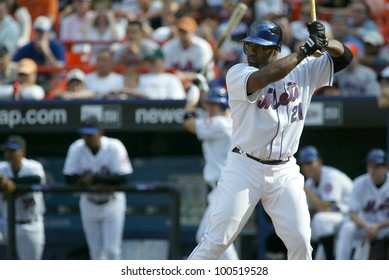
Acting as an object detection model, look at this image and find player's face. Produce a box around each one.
[367,162,388,185]
[300,160,322,183]
[81,132,101,150]
[3,148,24,166]
[244,42,278,68]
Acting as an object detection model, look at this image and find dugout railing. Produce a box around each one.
[0,182,180,260]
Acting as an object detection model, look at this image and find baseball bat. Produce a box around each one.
[309,0,323,57]
[200,3,248,76]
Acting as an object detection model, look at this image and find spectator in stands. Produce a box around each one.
[161,16,214,82]
[0,135,47,260]
[377,66,389,108]
[63,116,133,260]
[330,13,365,56]
[0,44,17,85]
[348,0,381,41]
[130,48,186,99]
[271,14,297,58]
[7,0,31,48]
[18,0,58,23]
[13,16,66,93]
[254,0,285,20]
[0,0,20,54]
[85,48,125,98]
[334,42,380,97]
[53,68,95,99]
[81,0,125,60]
[150,1,180,44]
[290,2,333,41]
[0,58,45,100]
[60,0,94,52]
[13,16,66,67]
[113,20,159,67]
[359,31,389,70]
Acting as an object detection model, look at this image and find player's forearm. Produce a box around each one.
[350,212,369,229]
[12,175,42,184]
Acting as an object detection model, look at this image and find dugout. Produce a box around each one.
[0,96,387,259]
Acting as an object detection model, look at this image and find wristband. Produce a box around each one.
[183,111,197,120]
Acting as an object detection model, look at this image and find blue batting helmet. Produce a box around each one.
[297,146,321,164]
[242,20,283,51]
[203,86,229,111]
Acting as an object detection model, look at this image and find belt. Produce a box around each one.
[87,197,113,205]
[232,147,290,165]
[16,219,35,224]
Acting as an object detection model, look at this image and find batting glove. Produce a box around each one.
[193,74,209,94]
[300,36,323,57]
[306,21,326,37]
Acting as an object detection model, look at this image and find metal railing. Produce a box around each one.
[1,182,180,260]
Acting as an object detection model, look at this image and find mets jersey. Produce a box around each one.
[0,158,46,222]
[195,115,233,186]
[305,165,353,213]
[349,173,389,239]
[225,53,334,160]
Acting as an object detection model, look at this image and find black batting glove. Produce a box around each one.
[306,21,326,37]
[300,36,322,57]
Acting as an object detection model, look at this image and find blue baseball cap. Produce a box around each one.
[297,146,321,164]
[366,149,386,164]
[2,135,26,151]
[78,116,101,135]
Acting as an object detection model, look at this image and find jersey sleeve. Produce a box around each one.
[305,52,334,89]
[108,140,133,175]
[226,63,259,103]
[62,142,82,175]
[195,117,228,141]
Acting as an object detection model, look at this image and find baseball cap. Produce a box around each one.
[17,58,38,75]
[78,116,102,135]
[66,68,86,83]
[362,31,384,47]
[144,48,164,61]
[33,16,52,32]
[2,135,26,151]
[297,146,321,164]
[176,16,197,32]
[366,149,386,164]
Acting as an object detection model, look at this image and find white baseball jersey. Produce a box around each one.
[162,36,215,80]
[0,158,46,260]
[138,72,186,100]
[189,53,335,260]
[349,172,389,239]
[0,158,46,222]
[305,166,353,213]
[226,53,334,160]
[63,136,132,260]
[195,115,233,187]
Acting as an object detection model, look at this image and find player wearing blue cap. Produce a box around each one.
[188,19,353,260]
[298,146,353,259]
[336,149,389,259]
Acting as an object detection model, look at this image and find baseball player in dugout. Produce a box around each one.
[183,77,239,260]
[336,149,389,260]
[187,20,353,260]
[297,146,353,260]
[63,116,133,260]
[0,135,47,260]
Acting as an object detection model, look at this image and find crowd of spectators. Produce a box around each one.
[0,0,387,100]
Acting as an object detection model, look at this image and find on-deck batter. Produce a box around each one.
[188,20,353,260]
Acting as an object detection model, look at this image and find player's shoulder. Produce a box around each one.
[21,158,44,171]
[0,161,9,170]
[323,166,352,184]
[101,136,125,148]
[352,173,370,186]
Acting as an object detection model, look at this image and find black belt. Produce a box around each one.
[16,219,35,224]
[232,147,290,165]
[87,196,114,205]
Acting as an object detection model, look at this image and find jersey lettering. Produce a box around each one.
[363,197,389,213]
[257,85,300,110]
[291,103,304,123]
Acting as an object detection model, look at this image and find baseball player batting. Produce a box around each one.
[188,20,353,260]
